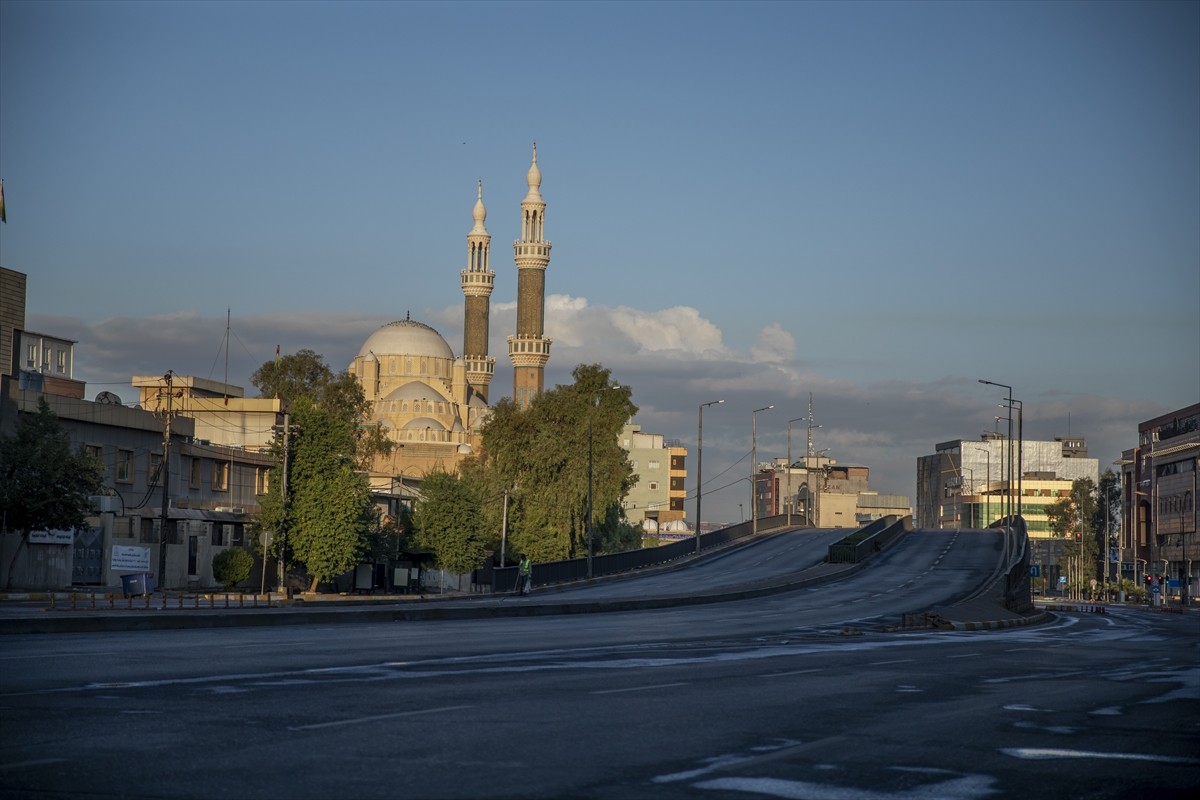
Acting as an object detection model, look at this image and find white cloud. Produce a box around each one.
[751,323,795,363]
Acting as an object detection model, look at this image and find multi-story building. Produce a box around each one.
[763,456,910,528]
[133,374,284,452]
[916,436,1098,530]
[619,423,688,533]
[1118,403,1198,602]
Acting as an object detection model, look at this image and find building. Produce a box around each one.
[1118,403,1198,602]
[619,423,688,533]
[507,144,552,409]
[764,455,910,528]
[916,435,1099,530]
[132,373,284,452]
[916,435,1099,588]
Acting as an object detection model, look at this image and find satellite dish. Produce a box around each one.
[94,391,123,405]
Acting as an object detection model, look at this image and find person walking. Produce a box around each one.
[517,555,532,595]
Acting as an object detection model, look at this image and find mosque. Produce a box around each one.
[348,146,552,480]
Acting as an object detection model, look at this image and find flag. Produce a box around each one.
[0,179,6,224]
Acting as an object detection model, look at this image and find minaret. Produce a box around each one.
[508,143,552,409]
[461,180,495,404]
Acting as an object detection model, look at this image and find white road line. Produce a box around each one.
[1002,747,1200,765]
[287,704,473,731]
[870,659,915,666]
[760,668,823,678]
[591,682,689,695]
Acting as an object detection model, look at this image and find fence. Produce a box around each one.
[492,514,795,593]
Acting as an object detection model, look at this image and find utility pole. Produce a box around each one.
[277,412,290,593]
[157,371,176,589]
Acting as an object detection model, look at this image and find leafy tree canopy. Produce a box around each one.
[251,348,390,467]
[412,468,489,576]
[274,396,375,590]
[0,398,104,535]
[479,364,638,563]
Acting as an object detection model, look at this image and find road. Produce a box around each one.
[1,529,1196,799]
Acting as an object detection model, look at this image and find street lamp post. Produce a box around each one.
[751,405,774,535]
[786,417,804,527]
[695,399,725,556]
[979,380,1014,520]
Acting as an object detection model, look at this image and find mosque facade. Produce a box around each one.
[347,147,550,478]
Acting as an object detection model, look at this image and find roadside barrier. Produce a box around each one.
[47,592,275,611]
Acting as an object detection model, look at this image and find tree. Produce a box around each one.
[250,350,390,591]
[251,348,391,468]
[412,469,488,577]
[1,399,104,589]
[480,364,638,562]
[1047,477,1100,598]
[212,548,254,589]
[285,397,375,591]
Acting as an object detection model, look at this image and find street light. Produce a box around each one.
[998,398,1024,518]
[695,399,725,556]
[751,405,774,535]
[979,380,1013,520]
[786,416,804,526]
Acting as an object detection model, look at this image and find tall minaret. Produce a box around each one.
[508,143,552,409]
[461,181,495,404]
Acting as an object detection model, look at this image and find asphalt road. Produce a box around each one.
[2,529,1196,799]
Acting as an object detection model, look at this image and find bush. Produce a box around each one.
[212,548,254,589]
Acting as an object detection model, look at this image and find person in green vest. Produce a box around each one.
[518,555,532,595]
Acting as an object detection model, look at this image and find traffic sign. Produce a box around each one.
[1030,565,1041,577]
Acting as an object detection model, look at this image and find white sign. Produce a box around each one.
[111,545,151,571]
[29,529,75,545]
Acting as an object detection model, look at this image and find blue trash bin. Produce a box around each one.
[121,572,154,597]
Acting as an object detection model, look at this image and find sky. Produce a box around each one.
[2,0,1197,526]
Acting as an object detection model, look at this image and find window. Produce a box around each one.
[212,461,229,492]
[84,444,103,468]
[42,348,51,369]
[26,344,36,368]
[648,460,661,470]
[56,350,66,373]
[149,453,163,485]
[190,458,202,488]
[256,467,270,495]
[648,482,659,491]
[115,449,133,482]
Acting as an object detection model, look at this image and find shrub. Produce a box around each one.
[212,548,254,589]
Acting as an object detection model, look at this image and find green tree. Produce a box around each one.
[1,399,104,589]
[412,468,488,577]
[250,350,391,591]
[285,397,375,591]
[212,548,254,589]
[251,348,391,468]
[1047,477,1100,598]
[480,364,637,562]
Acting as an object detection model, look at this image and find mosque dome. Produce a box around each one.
[356,318,454,361]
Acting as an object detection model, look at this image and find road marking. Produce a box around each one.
[287,704,473,731]
[592,682,689,695]
[949,652,982,658]
[694,773,997,799]
[869,659,914,666]
[760,668,822,678]
[1001,747,1200,765]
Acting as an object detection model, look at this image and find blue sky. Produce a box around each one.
[2,0,1197,524]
